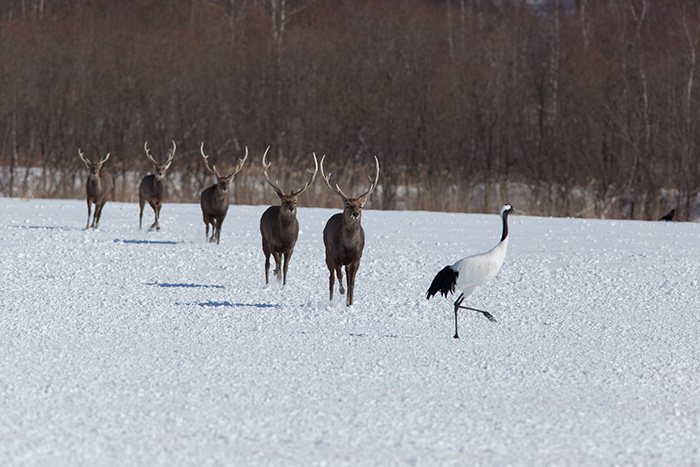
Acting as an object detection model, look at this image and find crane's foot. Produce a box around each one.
[480,311,497,323]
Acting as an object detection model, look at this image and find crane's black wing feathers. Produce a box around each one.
[426,266,458,299]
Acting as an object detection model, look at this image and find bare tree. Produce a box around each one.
[4,2,700,220]
[139,140,176,231]
[320,155,380,306]
[259,147,318,285]
[199,142,248,244]
[78,149,113,229]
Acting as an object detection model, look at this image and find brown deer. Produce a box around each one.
[320,155,380,306]
[78,149,114,229]
[259,148,319,286]
[199,142,248,244]
[139,140,176,231]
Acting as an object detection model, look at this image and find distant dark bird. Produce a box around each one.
[659,209,676,222]
[426,204,518,339]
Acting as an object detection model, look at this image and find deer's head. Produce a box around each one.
[200,142,248,195]
[144,140,176,180]
[262,147,318,220]
[320,155,379,226]
[78,149,110,177]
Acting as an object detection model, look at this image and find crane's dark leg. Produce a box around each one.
[453,293,465,339]
[456,303,498,323]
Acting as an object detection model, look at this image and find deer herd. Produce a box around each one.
[78,142,380,306]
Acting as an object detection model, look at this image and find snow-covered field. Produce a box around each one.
[1,197,699,466]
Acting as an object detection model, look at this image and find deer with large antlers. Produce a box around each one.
[78,149,114,229]
[139,140,176,231]
[259,148,319,286]
[320,155,380,306]
[199,142,248,244]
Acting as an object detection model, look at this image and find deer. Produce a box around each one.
[139,140,176,231]
[199,142,248,244]
[259,147,319,286]
[320,155,380,306]
[78,149,114,230]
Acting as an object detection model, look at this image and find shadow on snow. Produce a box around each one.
[191,300,280,309]
[115,239,180,245]
[146,281,225,289]
[10,225,76,231]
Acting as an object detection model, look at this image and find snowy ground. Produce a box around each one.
[1,197,699,466]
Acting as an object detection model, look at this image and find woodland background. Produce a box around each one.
[1,0,699,220]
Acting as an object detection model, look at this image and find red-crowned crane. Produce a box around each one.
[426,204,519,338]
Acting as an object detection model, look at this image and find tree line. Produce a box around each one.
[1,0,698,220]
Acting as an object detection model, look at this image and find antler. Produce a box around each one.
[144,140,176,168]
[144,141,156,165]
[200,142,221,177]
[261,146,284,196]
[291,153,319,197]
[320,155,350,200]
[356,155,380,201]
[201,142,248,178]
[164,140,176,168]
[231,146,249,177]
[78,148,90,165]
[320,155,379,200]
[78,149,110,166]
[263,148,319,197]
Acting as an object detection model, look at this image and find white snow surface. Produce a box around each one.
[1,198,699,466]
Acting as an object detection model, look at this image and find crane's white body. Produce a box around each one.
[426,204,516,338]
[451,235,509,298]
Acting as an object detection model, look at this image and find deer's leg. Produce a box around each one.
[214,220,221,244]
[153,204,161,231]
[139,196,146,230]
[345,263,359,306]
[215,214,226,244]
[202,213,210,242]
[327,263,335,301]
[212,221,219,243]
[271,251,282,280]
[94,202,104,228]
[282,250,292,286]
[208,218,218,243]
[85,200,92,229]
[335,266,345,295]
[263,242,271,284]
